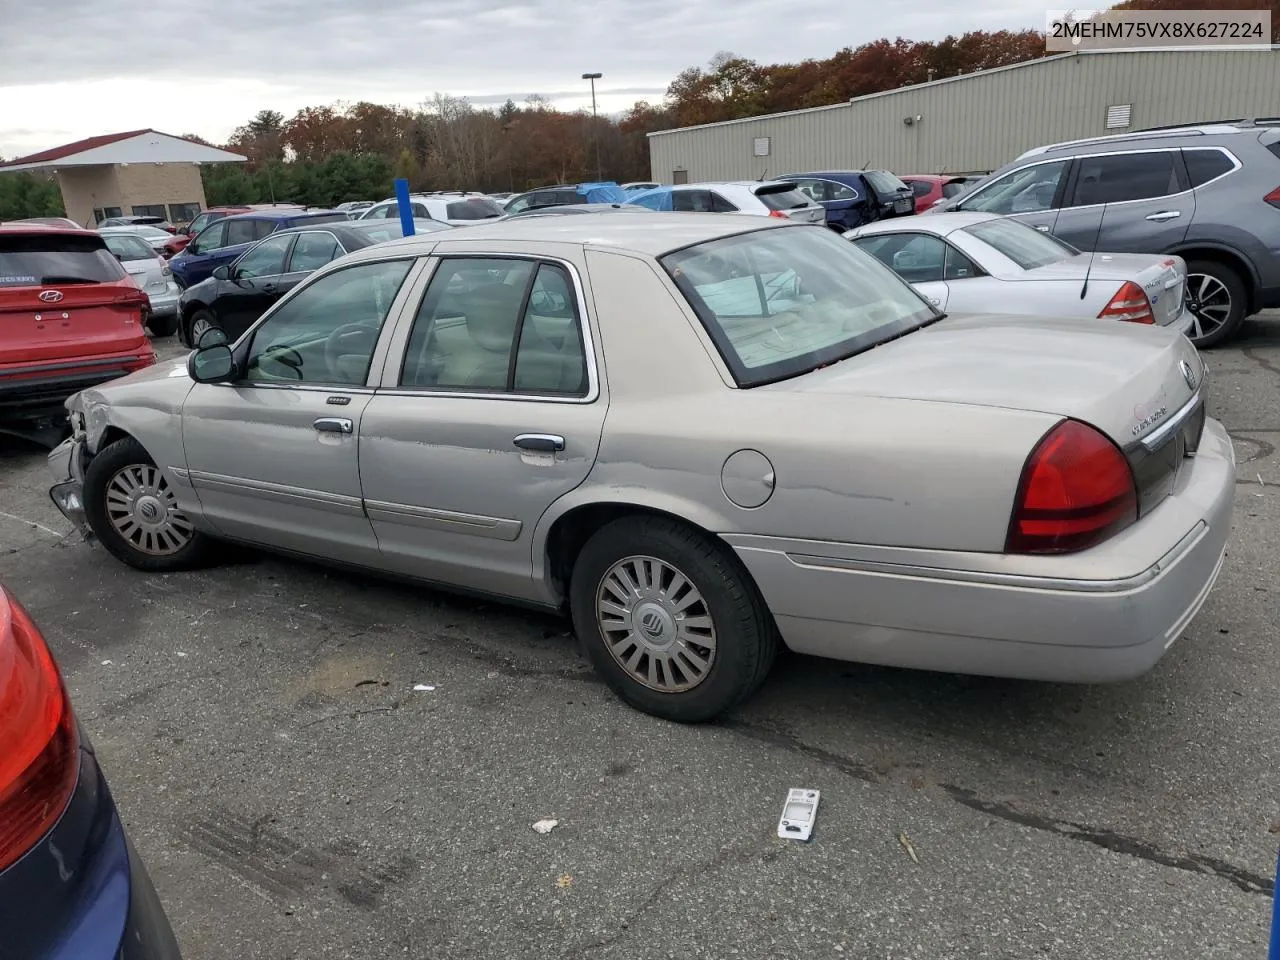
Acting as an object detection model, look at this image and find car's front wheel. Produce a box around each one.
[83,437,217,572]
[569,516,778,723]
[186,309,220,348]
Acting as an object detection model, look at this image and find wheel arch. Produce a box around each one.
[1167,242,1259,312]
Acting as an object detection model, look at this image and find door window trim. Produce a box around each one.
[1179,146,1243,190]
[377,253,601,405]
[956,156,1072,215]
[1060,147,1189,210]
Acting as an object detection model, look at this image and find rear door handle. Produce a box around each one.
[1145,210,1181,222]
[513,433,565,452]
[314,417,353,434]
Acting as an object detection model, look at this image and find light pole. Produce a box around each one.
[582,72,602,181]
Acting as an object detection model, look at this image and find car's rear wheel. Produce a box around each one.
[147,313,179,338]
[569,516,778,722]
[1184,261,1247,349]
[187,310,220,348]
[83,437,216,572]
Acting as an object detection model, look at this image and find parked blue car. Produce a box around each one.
[0,584,181,958]
[168,209,349,289]
[775,170,917,231]
[502,182,630,215]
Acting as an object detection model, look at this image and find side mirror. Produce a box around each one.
[212,265,230,281]
[188,344,234,383]
[196,327,229,349]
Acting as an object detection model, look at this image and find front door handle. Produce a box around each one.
[514,433,565,453]
[262,283,277,293]
[314,417,353,434]
[1145,210,1181,222]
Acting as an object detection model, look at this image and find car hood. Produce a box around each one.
[773,312,1203,447]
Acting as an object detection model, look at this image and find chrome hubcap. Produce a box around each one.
[190,316,212,343]
[1185,274,1232,341]
[105,465,194,556]
[595,555,717,693]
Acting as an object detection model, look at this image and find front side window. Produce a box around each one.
[959,160,1068,215]
[234,234,293,279]
[851,233,947,284]
[187,214,211,234]
[1068,151,1180,206]
[103,234,155,262]
[244,259,413,385]
[400,258,588,396]
[662,225,937,387]
[288,232,342,273]
[963,218,1075,270]
[909,180,933,198]
[188,221,226,254]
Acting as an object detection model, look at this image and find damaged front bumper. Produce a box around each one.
[48,432,92,541]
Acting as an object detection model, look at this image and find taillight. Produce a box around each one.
[1005,419,1138,555]
[158,257,171,277]
[768,210,789,219]
[0,590,79,873]
[1265,186,1280,209]
[1098,280,1154,324]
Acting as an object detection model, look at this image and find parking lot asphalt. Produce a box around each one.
[2,321,1279,960]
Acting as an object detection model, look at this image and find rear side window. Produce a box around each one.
[446,198,504,220]
[755,186,812,211]
[1068,151,1180,206]
[1268,141,1280,161]
[225,219,265,246]
[1183,149,1235,186]
[909,181,932,198]
[0,234,126,285]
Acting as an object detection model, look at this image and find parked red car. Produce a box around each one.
[160,205,252,258]
[900,174,985,213]
[0,224,155,442]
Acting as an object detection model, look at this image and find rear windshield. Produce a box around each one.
[0,234,126,285]
[963,218,1075,270]
[446,198,504,220]
[294,214,349,226]
[864,170,910,195]
[941,180,971,198]
[754,186,814,211]
[660,225,938,387]
[102,234,155,261]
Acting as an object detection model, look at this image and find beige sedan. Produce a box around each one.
[49,213,1234,722]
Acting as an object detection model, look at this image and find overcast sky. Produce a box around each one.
[0,0,1050,158]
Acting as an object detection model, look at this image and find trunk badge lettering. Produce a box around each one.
[39,290,64,303]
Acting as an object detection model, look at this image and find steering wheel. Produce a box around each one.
[259,344,304,379]
[324,323,376,378]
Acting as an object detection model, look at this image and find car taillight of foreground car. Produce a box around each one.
[0,590,79,873]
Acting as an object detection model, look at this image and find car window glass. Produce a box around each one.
[103,235,154,261]
[513,264,588,395]
[1183,148,1235,187]
[505,195,533,214]
[289,232,342,272]
[189,221,226,253]
[446,197,505,220]
[826,180,857,201]
[672,190,714,212]
[244,259,412,386]
[792,179,826,203]
[754,186,813,211]
[964,218,1074,270]
[943,244,982,280]
[234,235,293,278]
[941,181,968,199]
[1068,151,1179,206]
[225,219,263,246]
[412,203,431,218]
[710,192,739,213]
[864,170,910,195]
[188,214,210,234]
[0,234,125,284]
[909,181,932,198]
[400,258,536,391]
[852,233,946,283]
[959,160,1068,215]
[253,219,278,239]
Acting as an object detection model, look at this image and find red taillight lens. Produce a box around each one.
[1006,420,1138,555]
[1265,186,1280,209]
[1098,281,1154,324]
[768,209,788,219]
[0,591,79,873]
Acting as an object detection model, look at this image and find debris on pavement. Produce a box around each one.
[556,874,573,888]
[898,830,920,864]
[777,788,820,841]
[532,818,560,834]
[412,683,436,692]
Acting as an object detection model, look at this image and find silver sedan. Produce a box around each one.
[845,211,1195,340]
[47,213,1235,722]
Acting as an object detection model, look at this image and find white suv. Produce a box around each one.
[627,181,826,223]
[358,192,505,226]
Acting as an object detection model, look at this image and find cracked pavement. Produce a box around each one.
[1,318,1279,959]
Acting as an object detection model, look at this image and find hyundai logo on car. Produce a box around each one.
[38,290,64,302]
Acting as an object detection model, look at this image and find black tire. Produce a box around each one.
[186,309,220,348]
[83,437,218,572]
[146,313,179,338]
[569,516,779,723]
[1184,260,1247,349]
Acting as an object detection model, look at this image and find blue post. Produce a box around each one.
[394,178,415,237]
[1270,847,1280,959]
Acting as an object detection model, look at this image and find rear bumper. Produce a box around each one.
[726,417,1235,683]
[0,739,182,959]
[0,353,155,423]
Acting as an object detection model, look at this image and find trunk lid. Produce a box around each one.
[775,312,1204,449]
[1022,253,1187,327]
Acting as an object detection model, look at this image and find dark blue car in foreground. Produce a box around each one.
[776,170,917,231]
[0,585,181,958]
[168,209,348,290]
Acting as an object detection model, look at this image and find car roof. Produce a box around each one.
[849,211,1005,237]
[345,210,787,259]
[221,209,343,222]
[0,222,99,236]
